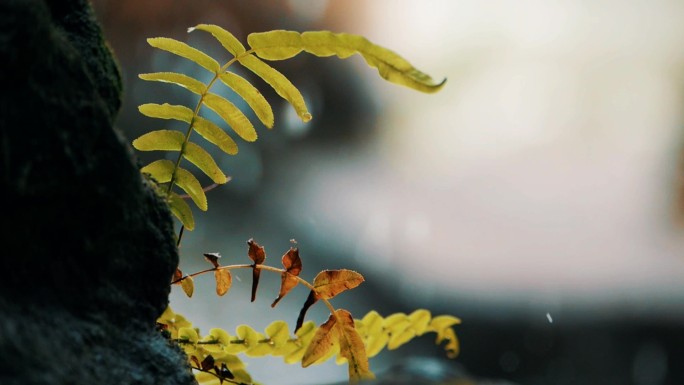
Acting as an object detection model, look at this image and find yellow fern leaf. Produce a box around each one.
[203,93,257,142]
[147,37,220,74]
[237,54,312,122]
[141,159,175,183]
[247,30,445,93]
[139,103,193,123]
[190,24,246,56]
[193,116,239,155]
[183,142,229,184]
[219,71,274,128]
[175,167,207,211]
[133,130,184,152]
[139,72,207,95]
[168,192,195,230]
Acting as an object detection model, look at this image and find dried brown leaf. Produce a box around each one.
[312,269,364,300]
[295,290,318,332]
[201,355,215,371]
[181,275,194,297]
[203,252,222,268]
[335,309,374,382]
[172,267,183,284]
[215,269,232,296]
[247,239,266,302]
[302,313,338,367]
[272,248,303,307]
[247,238,266,264]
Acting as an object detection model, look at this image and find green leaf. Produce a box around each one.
[141,159,175,183]
[139,72,207,95]
[265,321,290,346]
[190,24,246,56]
[147,37,220,74]
[219,71,274,128]
[183,142,229,184]
[238,54,312,122]
[203,93,257,142]
[168,192,195,230]
[175,167,208,211]
[193,116,239,155]
[139,103,193,123]
[247,30,303,60]
[132,130,184,151]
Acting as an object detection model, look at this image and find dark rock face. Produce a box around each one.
[0,0,194,384]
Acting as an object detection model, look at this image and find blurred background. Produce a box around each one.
[92,1,684,384]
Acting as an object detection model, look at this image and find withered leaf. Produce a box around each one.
[201,355,215,371]
[295,290,318,332]
[215,269,232,296]
[217,363,234,380]
[203,252,222,268]
[335,309,374,382]
[247,238,266,264]
[172,267,183,284]
[271,248,302,307]
[190,355,201,368]
[301,312,338,367]
[247,239,266,302]
[312,269,364,300]
[181,275,194,297]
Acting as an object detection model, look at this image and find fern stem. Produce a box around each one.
[173,263,338,315]
[165,50,255,236]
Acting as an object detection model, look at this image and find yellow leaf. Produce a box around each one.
[147,37,220,74]
[141,159,175,183]
[301,313,338,367]
[190,24,246,56]
[283,320,316,363]
[408,309,431,335]
[214,269,232,296]
[247,30,303,60]
[193,116,238,155]
[237,54,312,122]
[139,72,207,95]
[219,71,274,128]
[365,331,389,358]
[133,130,184,151]
[388,328,415,350]
[180,276,194,297]
[178,327,199,343]
[202,93,257,142]
[236,325,259,349]
[335,309,374,382]
[265,320,290,347]
[183,142,229,184]
[174,167,207,211]
[139,103,193,123]
[168,192,195,230]
[247,30,445,93]
[312,269,364,300]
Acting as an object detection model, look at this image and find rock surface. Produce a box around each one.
[0,1,194,384]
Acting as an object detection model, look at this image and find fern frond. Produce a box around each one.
[158,307,459,384]
[247,30,446,93]
[138,24,444,230]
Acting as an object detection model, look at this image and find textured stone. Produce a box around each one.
[0,1,194,384]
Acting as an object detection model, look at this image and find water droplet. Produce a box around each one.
[546,312,553,323]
